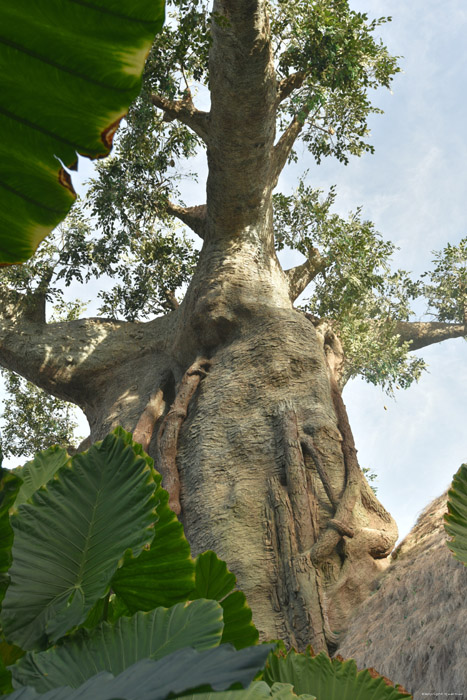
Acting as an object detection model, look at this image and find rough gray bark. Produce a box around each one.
[1,0,465,653]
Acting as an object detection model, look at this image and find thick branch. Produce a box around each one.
[285,248,326,301]
[276,71,307,104]
[165,201,207,239]
[0,310,174,406]
[272,112,309,185]
[395,321,466,351]
[151,93,209,142]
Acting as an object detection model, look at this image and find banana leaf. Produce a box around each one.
[0,0,165,264]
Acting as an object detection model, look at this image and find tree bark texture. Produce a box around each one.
[1,0,465,653]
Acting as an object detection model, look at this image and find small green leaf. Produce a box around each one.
[220,591,259,649]
[191,552,259,650]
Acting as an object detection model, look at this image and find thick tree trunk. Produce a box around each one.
[0,239,398,653]
[2,0,464,654]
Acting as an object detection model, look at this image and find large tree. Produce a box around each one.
[1,0,466,653]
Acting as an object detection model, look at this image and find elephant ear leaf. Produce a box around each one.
[0,466,22,606]
[262,647,412,699]
[192,551,260,650]
[13,447,70,509]
[0,433,157,651]
[110,428,195,613]
[12,599,224,693]
[0,0,165,264]
[7,645,274,700]
[444,463,467,566]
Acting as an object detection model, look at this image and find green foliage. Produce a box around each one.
[262,646,411,699]
[0,0,165,264]
[361,466,378,494]
[6,646,274,700]
[422,237,467,325]
[444,463,467,566]
[0,467,22,606]
[109,428,196,613]
[0,431,268,698]
[273,178,426,393]
[270,0,400,164]
[0,372,81,461]
[12,600,224,692]
[1,434,158,650]
[12,447,70,509]
[183,682,316,700]
[191,552,259,649]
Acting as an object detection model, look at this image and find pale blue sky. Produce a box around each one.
[2,0,466,544]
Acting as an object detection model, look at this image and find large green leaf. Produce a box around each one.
[12,447,70,509]
[0,463,25,695]
[262,648,411,699]
[0,0,165,264]
[12,599,224,692]
[444,463,467,566]
[0,467,22,605]
[192,552,259,650]
[110,428,195,612]
[1,434,157,650]
[182,682,316,700]
[7,645,274,700]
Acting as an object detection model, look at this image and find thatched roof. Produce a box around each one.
[336,491,467,699]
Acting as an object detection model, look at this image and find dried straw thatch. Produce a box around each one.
[336,491,467,700]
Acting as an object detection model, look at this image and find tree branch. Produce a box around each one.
[276,71,307,105]
[285,248,326,301]
[151,93,210,143]
[165,201,207,239]
[395,321,466,351]
[272,110,312,185]
[0,308,174,407]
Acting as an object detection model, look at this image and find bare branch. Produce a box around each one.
[0,312,173,406]
[285,248,326,301]
[151,93,210,143]
[165,201,207,239]
[276,71,307,104]
[395,320,466,351]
